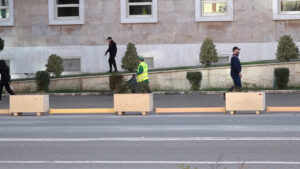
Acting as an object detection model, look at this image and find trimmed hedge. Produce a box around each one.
[276,35,299,61]
[274,68,289,89]
[35,71,50,92]
[46,54,64,77]
[186,72,202,91]
[0,37,4,51]
[109,74,124,91]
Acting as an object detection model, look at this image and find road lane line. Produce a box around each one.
[0,137,300,142]
[0,161,300,165]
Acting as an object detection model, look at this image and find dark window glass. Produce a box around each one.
[57,0,79,5]
[129,0,152,2]
[58,7,79,17]
[0,0,8,6]
[129,5,152,15]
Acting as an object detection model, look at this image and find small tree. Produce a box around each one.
[276,35,299,61]
[200,38,218,66]
[186,72,202,91]
[46,54,64,77]
[274,68,289,89]
[35,71,50,93]
[121,43,139,72]
[109,74,124,91]
[0,37,4,51]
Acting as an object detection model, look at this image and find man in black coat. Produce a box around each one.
[105,37,118,72]
[0,60,15,102]
[228,46,242,92]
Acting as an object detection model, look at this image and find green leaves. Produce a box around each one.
[276,35,299,61]
[121,43,139,72]
[200,38,218,66]
[46,54,64,78]
[274,68,289,89]
[186,72,202,91]
[35,71,50,93]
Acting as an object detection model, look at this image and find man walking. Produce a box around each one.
[228,46,242,92]
[136,57,151,93]
[105,37,118,72]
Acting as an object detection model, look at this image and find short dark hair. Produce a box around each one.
[107,37,112,40]
[232,46,241,52]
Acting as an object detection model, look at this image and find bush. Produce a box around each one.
[46,54,64,77]
[109,74,124,91]
[114,81,131,94]
[274,68,289,89]
[200,38,218,66]
[0,37,4,51]
[35,71,50,92]
[137,82,151,93]
[186,72,202,91]
[121,43,139,72]
[276,35,299,61]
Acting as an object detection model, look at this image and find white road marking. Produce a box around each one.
[0,137,300,142]
[0,161,299,165]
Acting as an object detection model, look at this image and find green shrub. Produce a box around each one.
[35,71,50,92]
[186,72,202,91]
[137,82,151,93]
[0,37,4,51]
[200,38,218,66]
[274,68,289,89]
[276,35,299,61]
[114,81,131,94]
[46,54,64,77]
[109,74,124,91]
[121,43,139,72]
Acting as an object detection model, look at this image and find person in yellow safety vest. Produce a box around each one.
[136,57,151,93]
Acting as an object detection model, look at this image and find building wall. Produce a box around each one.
[0,0,300,78]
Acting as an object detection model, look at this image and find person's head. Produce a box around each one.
[107,37,112,43]
[232,46,241,56]
[138,56,144,63]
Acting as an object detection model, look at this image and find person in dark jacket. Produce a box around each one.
[105,37,118,72]
[0,60,15,102]
[228,46,242,92]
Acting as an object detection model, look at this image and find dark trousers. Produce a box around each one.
[109,56,117,72]
[227,74,242,92]
[0,82,15,100]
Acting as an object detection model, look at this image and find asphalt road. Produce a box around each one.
[0,94,299,169]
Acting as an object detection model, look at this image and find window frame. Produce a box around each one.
[273,0,300,20]
[195,0,233,22]
[121,0,158,24]
[48,0,84,25]
[0,0,14,26]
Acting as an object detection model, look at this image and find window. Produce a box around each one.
[121,0,158,23]
[195,0,233,22]
[48,0,84,25]
[273,0,300,20]
[63,58,81,72]
[0,0,13,26]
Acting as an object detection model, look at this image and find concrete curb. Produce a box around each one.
[44,90,300,96]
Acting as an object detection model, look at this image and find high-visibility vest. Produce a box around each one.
[137,62,149,83]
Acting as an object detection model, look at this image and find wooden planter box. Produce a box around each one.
[226,92,266,115]
[114,93,153,116]
[10,95,50,116]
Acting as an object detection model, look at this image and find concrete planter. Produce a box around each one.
[226,92,266,115]
[10,95,50,116]
[114,93,154,116]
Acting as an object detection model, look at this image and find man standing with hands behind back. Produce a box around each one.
[105,37,118,72]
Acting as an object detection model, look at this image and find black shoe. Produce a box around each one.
[114,70,118,73]
[108,71,112,73]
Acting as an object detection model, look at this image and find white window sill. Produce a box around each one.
[195,15,233,22]
[0,20,14,26]
[121,17,158,24]
[273,14,300,20]
[49,19,84,25]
